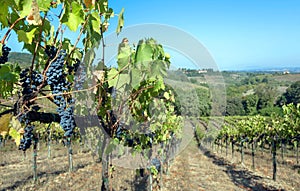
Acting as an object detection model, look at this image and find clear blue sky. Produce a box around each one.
[3,0,300,71]
[109,0,300,70]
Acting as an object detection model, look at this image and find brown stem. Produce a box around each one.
[1,17,24,44]
[30,61,131,103]
[100,16,105,65]
[53,4,65,44]
[63,15,90,66]
[30,13,48,72]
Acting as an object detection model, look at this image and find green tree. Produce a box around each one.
[225,97,245,116]
[277,81,300,106]
[255,84,277,111]
[196,88,211,116]
[242,94,258,115]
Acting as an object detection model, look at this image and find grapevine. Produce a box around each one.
[0,1,184,190]
[0,45,11,64]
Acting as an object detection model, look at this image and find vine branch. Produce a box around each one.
[1,17,24,44]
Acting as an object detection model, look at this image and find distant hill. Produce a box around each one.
[8,52,32,68]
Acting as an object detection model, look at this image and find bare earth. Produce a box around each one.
[1,140,299,191]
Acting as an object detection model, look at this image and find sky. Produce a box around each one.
[108,0,300,71]
[2,0,300,71]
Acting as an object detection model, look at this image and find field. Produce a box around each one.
[1,131,300,191]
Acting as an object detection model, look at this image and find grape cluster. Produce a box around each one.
[19,118,34,151]
[20,69,43,96]
[45,48,75,137]
[18,68,43,151]
[45,45,57,59]
[0,45,11,64]
[67,58,80,75]
[150,158,161,172]
[74,63,86,90]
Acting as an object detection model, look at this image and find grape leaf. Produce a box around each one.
[116,8,124,35]
[107,68,118,88]
[9,128,21,146]
[130,67,143,89]
[90,12,101,35]
[0,113,13,134]
[61,2,84,31]
[36,0,51,11]
[17,28,37,44]
[135,40,153,63]
[163,92,170,100]
[10,116,22,130]
[0,44,2,57]
[117,38,131,69]
[115,73,130,89]
[26,0,42,25]
[83,0,95,9]
[150,60,167,78]
[20,0,33,18]
[0,0,11,27]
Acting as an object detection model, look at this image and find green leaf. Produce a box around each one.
[163,92,170,100]
[17,28,37,44]
[19,0,33,18]
[62,38,72,53]
[116,8,124,35]
[90,12,101,35]
[0,64,18,82]
[130,68,143,89]
[36,0,51,11]
[117,40,131,69]
[68,13,83,31]
[107,68,118,88]
[0,0,11,27]
[62,2,84,31]
[150,60,167,78]
[135,40,153,63]
[115,73,130,89]
[0,64,19,98]
[42,18,51,36]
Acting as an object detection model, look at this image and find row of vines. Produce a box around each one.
[210,103,300,181]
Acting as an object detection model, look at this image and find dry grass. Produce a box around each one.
[1,139,299,191]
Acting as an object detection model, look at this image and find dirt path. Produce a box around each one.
[162,141,243,191]
[161,141,289,191]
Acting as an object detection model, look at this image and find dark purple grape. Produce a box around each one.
[0,45,11,64]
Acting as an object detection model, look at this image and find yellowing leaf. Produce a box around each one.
[0,113,13,133]
[0,131,8,137]
[26,0,42,25]
[18,128,25,135]
[83,0,95,8]
[10,116,22,130]
[93,70,105,83]
[9,128,21,146]
[163,92,170,100]
[0,43,2,57]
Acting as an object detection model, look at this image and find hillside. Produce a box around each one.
[8,52,32,68]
